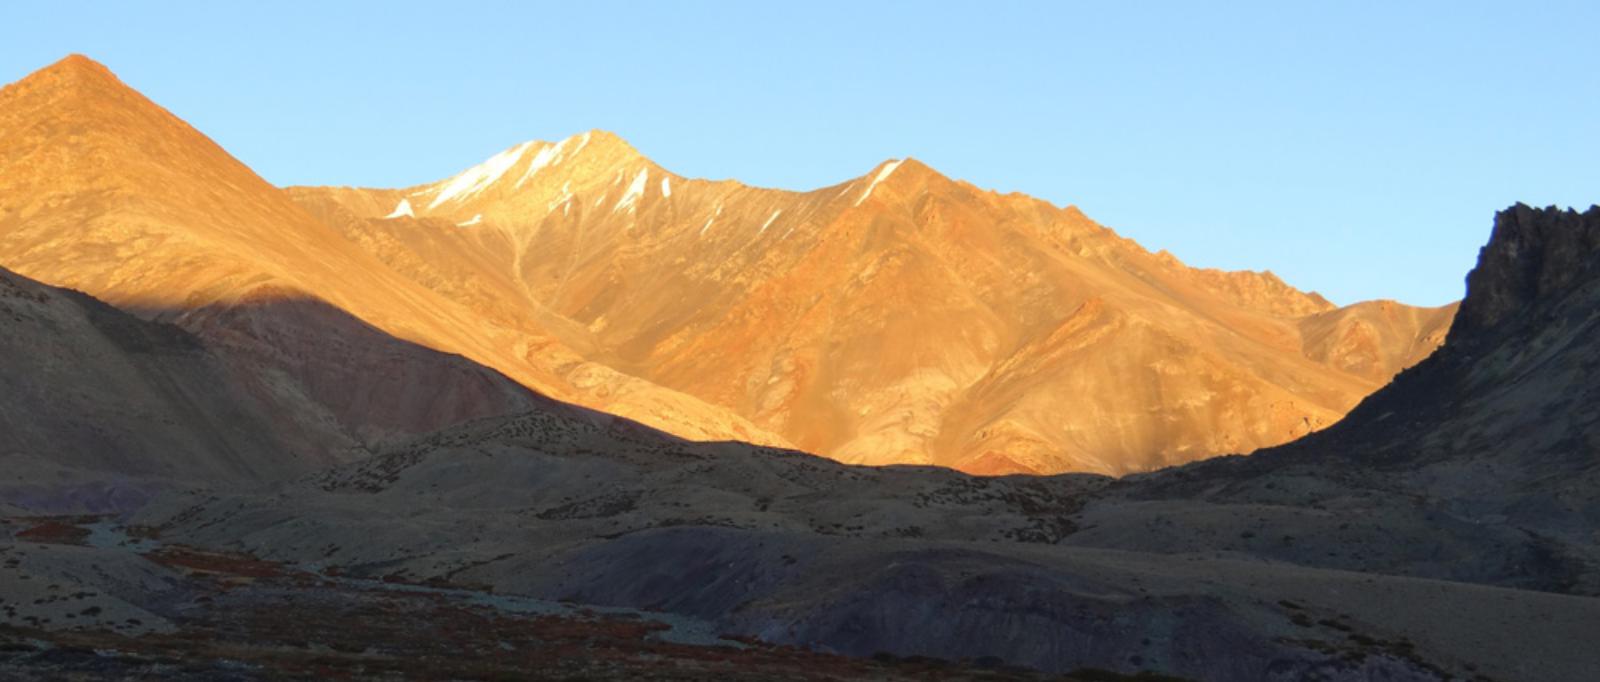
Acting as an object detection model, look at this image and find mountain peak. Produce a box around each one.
[4,53,125,99]
[50,53,112,73]
[861,156,937,180]
[399,129,654,216]
[557,128,650,175]
[0,53,214,156]
[578,128,641,155]
[0,52,256,201]
[848,156,952,207]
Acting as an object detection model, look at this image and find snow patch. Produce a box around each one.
[384,198,415,219]
[759,209,783,234]
[457,214,483,227]
[614,168,649,212]
[548,181,574,213]
[854,159,904,206]
[698,204,723,237]
[660,177,672,198]
[428,141,535,209]
[515,139,568,189]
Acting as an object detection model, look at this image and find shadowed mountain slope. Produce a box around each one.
[0,266,340,509]
[0,263,597,512]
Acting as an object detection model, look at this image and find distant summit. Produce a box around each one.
[294,125,1458,474]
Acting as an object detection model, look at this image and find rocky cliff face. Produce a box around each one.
[1297,203,1600,467]
[1452,203,1600,344]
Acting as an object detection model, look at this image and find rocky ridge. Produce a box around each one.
[296,133,1458,475]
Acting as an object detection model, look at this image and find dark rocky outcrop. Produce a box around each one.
[1452,204,1600,345]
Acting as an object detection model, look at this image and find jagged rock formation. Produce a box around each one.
[1453,203,1600,341]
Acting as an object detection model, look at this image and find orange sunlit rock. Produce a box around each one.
[1,55,1454,475]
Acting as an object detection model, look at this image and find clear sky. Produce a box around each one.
[4,2,1597,306]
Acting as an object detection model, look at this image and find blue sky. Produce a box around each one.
[4,1,1597,306]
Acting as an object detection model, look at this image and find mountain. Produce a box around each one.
[125,204,1600,681]
[0,55,783,452]
[2,52,1593,680]
[297,133,1455,475]
[0,54,1452,477]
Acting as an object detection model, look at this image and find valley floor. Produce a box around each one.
[0,515,1137,681]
